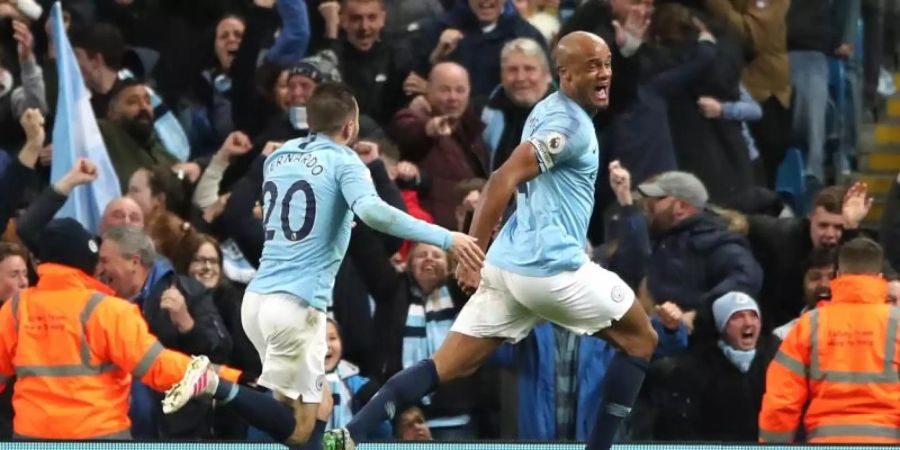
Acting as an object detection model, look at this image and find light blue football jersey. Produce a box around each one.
[486,92,599,277]
[247,133,379,311]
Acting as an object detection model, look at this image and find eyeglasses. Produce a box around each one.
[192,257,220,266]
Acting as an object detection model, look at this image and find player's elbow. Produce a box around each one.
[490,167,524,194]
[355,200,393,232]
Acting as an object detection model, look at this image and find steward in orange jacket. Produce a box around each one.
[759,238,900,444]
[0,219,240,439]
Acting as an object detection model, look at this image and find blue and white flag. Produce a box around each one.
[50,1,121,234]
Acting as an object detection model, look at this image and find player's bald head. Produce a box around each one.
[553,31,612,111]
[554,31,609,71]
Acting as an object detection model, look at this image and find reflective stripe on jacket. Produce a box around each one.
[759,274,900,443]
[0,264,210,439]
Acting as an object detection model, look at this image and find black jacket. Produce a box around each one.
[606,40,717,197]
[348,221,476,419]
[748,215,866,329]
[136,265,232,361]
[0,158,35,238]
[615,208,763,311]
[229,4,283,139]
[881,177,900,272]
[642,335,779,441]
[668,29,756,206]
[135,261,232,438]
[612,208,763,344]
[482,86,553,171]
[786,0,836,53]
[324,37,414,126]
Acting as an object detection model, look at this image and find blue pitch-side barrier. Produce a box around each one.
[0,443,897,449]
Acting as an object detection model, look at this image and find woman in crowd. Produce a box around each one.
[183,14,245,157]
[127,164,193,224]
[170,229,259,375]
[169,228,260,439]
[348,222,478,440]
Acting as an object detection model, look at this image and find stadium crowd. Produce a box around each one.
[0,0,897,444]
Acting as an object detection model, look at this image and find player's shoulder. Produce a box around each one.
[532,94,587,132]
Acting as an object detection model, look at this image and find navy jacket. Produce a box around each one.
[415,0,547,98]
[613,207,762,340]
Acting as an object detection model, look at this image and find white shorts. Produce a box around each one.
[452,262,634,343]
[241,291,327,403]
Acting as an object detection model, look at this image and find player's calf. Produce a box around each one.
[279,398,319,446]
[612,320,659,361]
[163,356,300,444]
[588,302,658,450]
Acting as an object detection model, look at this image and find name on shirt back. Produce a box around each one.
[267,151,325,176]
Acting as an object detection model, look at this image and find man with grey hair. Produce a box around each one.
[607,163,763,342]
[97,225,231,439]
[482,37,554,171]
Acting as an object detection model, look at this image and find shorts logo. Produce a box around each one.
[385,401,396,419]
[611,285,627,303]
[315,375,325,392]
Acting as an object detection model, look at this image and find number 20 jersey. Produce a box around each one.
[247,133,377,311]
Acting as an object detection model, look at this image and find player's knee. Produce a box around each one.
[433,352,475,382]
[447,361,479,380]
[284,416,316,445]
[622,326,658,361]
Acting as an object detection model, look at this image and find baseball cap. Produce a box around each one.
[637,171,709,208]
[36,218,100,275]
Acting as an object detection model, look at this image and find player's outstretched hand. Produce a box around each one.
[449,232,484,273]
[455,264,481,295]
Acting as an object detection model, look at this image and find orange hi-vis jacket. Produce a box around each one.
[759,274,900,444]
[0,264,241,440]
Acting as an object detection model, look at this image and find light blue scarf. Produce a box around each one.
[402,285,455,370]
[326,360,359,430]
[718,339,756,373]
[401,284,470,428]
